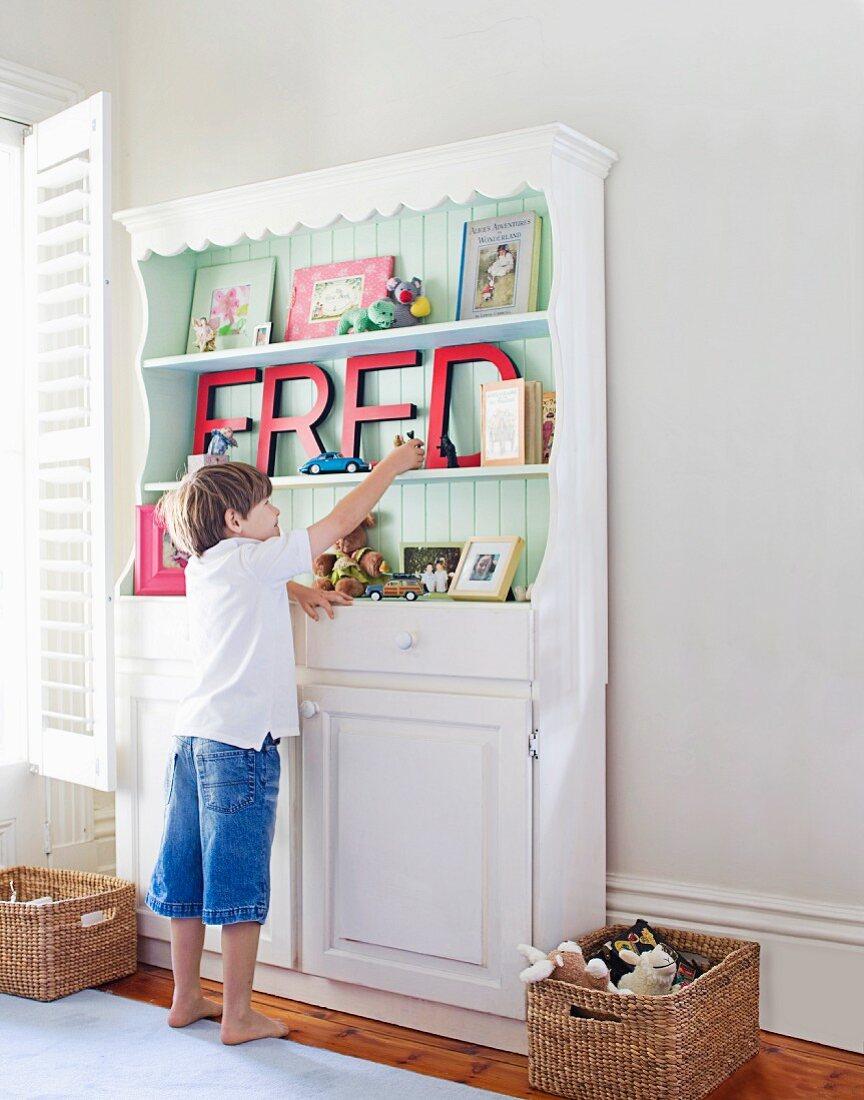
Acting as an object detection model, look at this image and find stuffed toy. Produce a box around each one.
[312,514,390,597]
[615,943,677,996]
[336,299,396,335]
[386,277,431,327]
[517,941,625,993]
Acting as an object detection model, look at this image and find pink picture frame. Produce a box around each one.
[284,256,395,341]
[134,505,188,596]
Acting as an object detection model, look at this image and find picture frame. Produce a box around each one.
[480,378,526,466]
[252,321,272,346]
[400,542,464,595]
[134,505,188,596]
[186,257,276,353]
[284,256,395,341]
[448,536,525,602]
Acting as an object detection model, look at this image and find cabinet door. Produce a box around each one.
[300,683,532,1019]
[114,671,299,970]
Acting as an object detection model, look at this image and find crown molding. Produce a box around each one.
[0,57,82,124]
[114,123,618,259]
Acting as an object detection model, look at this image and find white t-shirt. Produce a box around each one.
[172,529,313,750]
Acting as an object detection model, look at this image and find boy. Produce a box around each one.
[146,437,425,1044]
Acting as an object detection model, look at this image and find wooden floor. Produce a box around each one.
[102,964,864,1099]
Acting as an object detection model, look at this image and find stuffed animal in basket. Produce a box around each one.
[312,514,390,597]
[615,943,677,996]
[517,941,626,994]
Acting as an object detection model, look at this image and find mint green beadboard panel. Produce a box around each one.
[138,192,552,583]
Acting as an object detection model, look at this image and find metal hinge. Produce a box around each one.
[529,732,539,759]
[43,821,52,857]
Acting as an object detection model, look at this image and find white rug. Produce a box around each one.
[0,989,513,1099]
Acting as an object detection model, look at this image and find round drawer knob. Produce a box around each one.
[394,631,416,651]
[299,700,319,718]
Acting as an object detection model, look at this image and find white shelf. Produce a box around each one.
[143,311,550,374]
[144,463,550,492]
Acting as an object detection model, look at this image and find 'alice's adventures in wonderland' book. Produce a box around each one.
[456,212,542,320]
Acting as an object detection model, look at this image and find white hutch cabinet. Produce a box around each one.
[114,124,616,1052]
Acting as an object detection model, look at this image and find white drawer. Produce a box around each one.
[305,601,533,681]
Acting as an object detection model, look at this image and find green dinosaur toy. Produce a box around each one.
[336,298,396,335]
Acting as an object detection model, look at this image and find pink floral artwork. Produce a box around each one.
[285,257,394,341]
[209,282,251,337]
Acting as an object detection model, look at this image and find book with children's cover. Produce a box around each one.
[455,212,542,320]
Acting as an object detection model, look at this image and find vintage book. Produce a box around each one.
[524,380,543,465]
[456,212,542,320]
[480,377,526,466]
[541,390,556,463]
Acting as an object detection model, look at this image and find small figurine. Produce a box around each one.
[192,316,216,353]
[207,427,238,456]
[438,433,458,468]
[393,430,416,447]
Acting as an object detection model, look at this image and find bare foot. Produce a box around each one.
[167,995,223,1027]
[220,1008,289,1045]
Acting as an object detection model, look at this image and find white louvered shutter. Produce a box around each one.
[23,92,114,790]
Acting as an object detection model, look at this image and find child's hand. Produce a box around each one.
[384,436,425,475]
[288,581,353,621]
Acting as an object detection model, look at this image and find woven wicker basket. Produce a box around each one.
[527,924,760,1100]
[0,865,137,1001]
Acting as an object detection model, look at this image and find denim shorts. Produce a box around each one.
[146,734,281,926]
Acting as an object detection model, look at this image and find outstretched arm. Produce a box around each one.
[287,581,352,621]
[307,438,425,559]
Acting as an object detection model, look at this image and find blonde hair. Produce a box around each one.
[155,461,272,557]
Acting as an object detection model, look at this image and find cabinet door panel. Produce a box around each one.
[301,683,532,1018]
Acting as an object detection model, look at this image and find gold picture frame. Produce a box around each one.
[448,536,525,602]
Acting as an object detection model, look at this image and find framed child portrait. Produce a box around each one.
[186,257,276,353]
[134,505,189,596]
[448,536,525,602]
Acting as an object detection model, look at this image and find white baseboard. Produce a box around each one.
[607,873,864,1054]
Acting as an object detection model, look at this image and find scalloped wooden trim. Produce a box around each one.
[114,123,617,259]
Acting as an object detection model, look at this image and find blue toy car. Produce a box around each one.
[298,451,371,475]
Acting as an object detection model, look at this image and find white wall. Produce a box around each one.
[107,0,864,910]
[3,0,863,1038]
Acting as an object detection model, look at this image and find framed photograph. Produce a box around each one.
[134,505,188,596]
[284,256,394,341]
[186,257,276,353]
[252,321,272,346]
[449,536,525,602]
[455,212,542,320]
[481,378,526,466]
[400,542,464,595]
